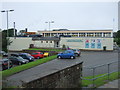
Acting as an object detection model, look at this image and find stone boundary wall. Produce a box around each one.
[22,62,83,88]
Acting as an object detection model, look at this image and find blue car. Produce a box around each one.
[57,50,75,59]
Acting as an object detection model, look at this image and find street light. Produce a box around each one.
[45,21,54,48]
[1,9,14,69]
[45,21,54,37]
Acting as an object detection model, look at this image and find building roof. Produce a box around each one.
[38,29,113,33]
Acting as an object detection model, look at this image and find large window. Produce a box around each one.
[79,33,85,37]
[87,33,94,37]
[72,33,78,37]
[95,33,102,37]
[103,32,111,37]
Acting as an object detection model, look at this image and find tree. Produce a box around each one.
[115,30,120,45]
[116,30,120,38]
[18,30,26,35]
[2,28,17,52]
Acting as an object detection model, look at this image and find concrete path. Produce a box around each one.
[98,79,119,88]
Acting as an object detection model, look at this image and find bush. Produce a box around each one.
[62,44,66,50]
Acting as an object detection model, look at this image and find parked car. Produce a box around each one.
[0,58,13,70]
[0,51,8,57]
[72,49,81,56]
[44,52,49,57]
[9,56,29,65]
[57,50,75,59]
[19,53,34,62]
[31,52,44,59]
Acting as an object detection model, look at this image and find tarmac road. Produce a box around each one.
[80,51,118,77]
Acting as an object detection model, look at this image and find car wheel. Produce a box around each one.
[57,56,61,59]
[70,56,75,59]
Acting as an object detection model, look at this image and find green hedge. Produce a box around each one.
[2,55,57,78]
[28,48,64,52]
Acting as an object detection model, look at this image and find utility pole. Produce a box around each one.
[14,22,16,39]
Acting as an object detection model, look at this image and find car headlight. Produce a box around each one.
[22,61,25,63]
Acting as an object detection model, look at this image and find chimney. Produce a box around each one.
[25,28,28,32]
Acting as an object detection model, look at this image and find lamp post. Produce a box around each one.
[45,21,54,37]
[1,9,14,69]
[45,21,54,48]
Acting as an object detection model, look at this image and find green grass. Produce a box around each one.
[28,48,64,52]
[82,71,120,88]
[2,55,57,78]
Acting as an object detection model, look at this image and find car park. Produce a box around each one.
[9,56,29,65]
[72,49,81,56]
[57,50,75,59]
[19,53,34,62]
[44,52,49,57]
[0,58,13,70]
[31,52,44,59]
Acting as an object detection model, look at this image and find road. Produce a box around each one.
[80,51,118,77]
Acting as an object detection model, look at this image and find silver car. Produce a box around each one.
[72,49,81,57]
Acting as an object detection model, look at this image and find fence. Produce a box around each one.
[82,60,119,88]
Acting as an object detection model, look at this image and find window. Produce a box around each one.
[103,32,111,37]
[50,41,52,43]
[46,41,48,43]
[87,33,94,37]
[95,33,102,37]
[41,41,43,43]
[79,33,85,37]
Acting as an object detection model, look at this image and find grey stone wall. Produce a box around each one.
[22,62,83,88]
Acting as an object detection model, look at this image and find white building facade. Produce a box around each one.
[9,30,113,51]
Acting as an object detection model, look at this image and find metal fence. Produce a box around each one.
[82,60,119,88]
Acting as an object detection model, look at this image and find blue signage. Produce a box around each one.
[97,43,101,49]
[67,39,83,42]
[85,43,89,48]
[91,43,95,48]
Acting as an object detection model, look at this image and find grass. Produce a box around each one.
[2,55,57,78]
[28,48,64,52]
[82,71,120,88]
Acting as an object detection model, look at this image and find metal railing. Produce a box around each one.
[82,60,119,88]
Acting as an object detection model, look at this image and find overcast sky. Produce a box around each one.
[0,1,118,32]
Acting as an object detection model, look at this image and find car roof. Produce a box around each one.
[1,58,9,61]
[66,50,74,51]
[32,52,42,53]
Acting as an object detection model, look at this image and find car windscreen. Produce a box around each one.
[63,51,72,53]
[17,57,25,61]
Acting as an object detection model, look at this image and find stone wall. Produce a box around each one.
[22,62,83,88]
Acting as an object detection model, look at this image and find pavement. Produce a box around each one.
[98,79,119,88]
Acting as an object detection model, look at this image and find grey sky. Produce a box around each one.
[1,2,118,32]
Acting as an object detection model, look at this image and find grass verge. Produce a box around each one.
[2,55,57,78]
[82,71,120,88]
[28,48,64,52]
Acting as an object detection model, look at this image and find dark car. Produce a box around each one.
[9,56,29,65]
[0,58,13,70]
[57,50,75,59]
[19,53,34,62]
[72,49,81,56]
